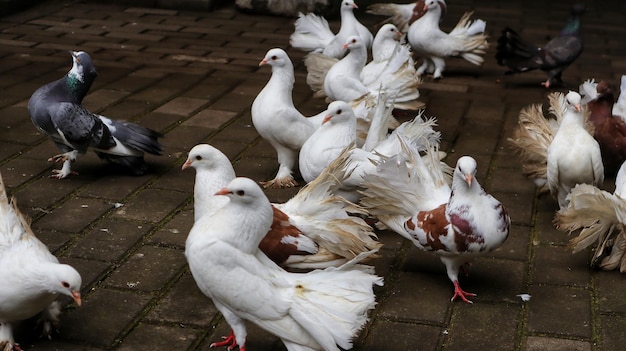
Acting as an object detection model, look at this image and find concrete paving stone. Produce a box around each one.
[13,176,90,218]
[61,256,112,292]
[146,273,218,326]
[597,272,626,314]
[61,288,152,347]
[82,88,132,112]
[527,284,592,339]
[600,313,626,351]
[147,208,193,248]
[34,196,115,233]
[360,318,438,351]
[67,218,153,262]
[117,322,201,351]
[490,223,532,262]
[162,125,216,151]
[199,322,285,351]
[525,336,592,351]
[153,96,209,116]
[447,302,520,351]
[494,191,535,226]
[463,258,526,303]
[490,166,538,195]
[533,245,592,287]
[78,174,153,200]
[98,99,157,120]
[105,245,186,291]
[110,187,189,222]
[182,109,237,129]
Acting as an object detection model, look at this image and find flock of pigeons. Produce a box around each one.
[2,0,624,350]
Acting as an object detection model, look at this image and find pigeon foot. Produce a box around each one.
[210,331,244,350]
[0,341,22,351]
[260,176,298,189]
[451,280,476,303]
[47,152,74,164]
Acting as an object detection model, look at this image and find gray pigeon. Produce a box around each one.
[495,4,586,88]
[28,51,164,178]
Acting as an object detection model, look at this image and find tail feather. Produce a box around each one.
[304,52,337,98]
[449,12,489,64]
[495,27,540,72]
[613,75,626,122]
[290,12,335,52]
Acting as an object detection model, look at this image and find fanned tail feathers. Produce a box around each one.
[304,52,337,98]
[449,12,489,65]
[290,12,334,52]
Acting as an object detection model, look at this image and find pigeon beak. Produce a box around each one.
[69,51,81,64]
[322,114,333,124]
[343,43,350,49]
[396,31,404,40]
[352,3,358,9]
[181,159,192,170]
[259,58,268,66]
[574,104,581,112]
[71,291,82,306]
[465,174,473,187]
[215,187,231,196]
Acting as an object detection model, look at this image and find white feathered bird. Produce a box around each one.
[182,144,381,270]
[0,171,82,351]
[407,0,488,79]
[556,161,626,272]
[613,75,626,123]
[367,0,423,32]
[359,147,510,303]
[290,0,373,59]
[185,177,383,351]
[251,48,326,189]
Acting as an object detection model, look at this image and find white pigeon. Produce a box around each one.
[0,171,82,351]
[407,0,488,79]
[547,91,604,209]
[251,48,326,189]
[299,96,440,202]
[360,148,510,303]
[290,0,373,59]
[315,35,422,110]
[556,161,626,272]
[182,144,381,269]
[366,0,423,32]
[613,75,626,123]
[185,177,383,351]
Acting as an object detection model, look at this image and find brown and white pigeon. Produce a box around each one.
[251,48,326,189]
[182,144,381,270]
[579,79,626,177]
[185,177,382,351]
[496,4,586,88]
[407,0,488,79]
[28,51,163,179]
[366,0,424,33]
[0,171,82,350]
[360,147,510,303]
[290,0,373,59]
[556,161,626,272]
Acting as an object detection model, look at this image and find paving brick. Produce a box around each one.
[111,187,188,222]
[527,285,592,339]
[117,322,201,351]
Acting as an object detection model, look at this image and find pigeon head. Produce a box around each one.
[46,264,82,306]
[341,0,358,11]
[566,91,582,112]
[182,144,231,172]
[560,4,586,36]
[376,24,402,41]
[343,35,363,50]
[323,101,354,124]
[454,156,477,187]
[215,177,268,206]
[66,51,97,100]
[259,48,291,69]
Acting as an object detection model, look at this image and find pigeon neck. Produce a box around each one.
[560,13,582,36]
[65,72,94,103]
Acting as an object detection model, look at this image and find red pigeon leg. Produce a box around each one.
[451,280,476,303]
[210,330,242,350]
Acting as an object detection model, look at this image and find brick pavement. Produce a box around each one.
[0,0,625,350]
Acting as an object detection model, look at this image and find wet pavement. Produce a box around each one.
[1,0,626,350]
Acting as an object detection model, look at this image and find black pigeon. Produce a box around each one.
[28,51,164,178]
[495,4,586,88]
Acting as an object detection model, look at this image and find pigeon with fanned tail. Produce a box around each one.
[496,4,586,88]
[299,95,440,202]
[0,171,82,351]
[407,0,488,79]
[508,91,599,200]
[579,79,626,177]
[359,147,510,303]
[556,162,626,272]
[547,91,603,209]
[251,48,327,189]
[366,0,424,33]
[290,0,373,59]
[28,51,163,179]
[185,177,382,351]
[182,144,381,270]
[310,35,422,111]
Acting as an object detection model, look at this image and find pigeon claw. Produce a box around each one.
[260,176,298,189]
[451,280,476,304]
[209,331,243,350]
[50,169,79,179]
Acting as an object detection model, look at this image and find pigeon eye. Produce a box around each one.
[236,190,245,196]
[62,281,70,288]
[195,155,202,161]
[337,109,342,114]
[271,55,277,60]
